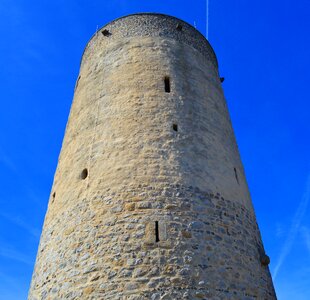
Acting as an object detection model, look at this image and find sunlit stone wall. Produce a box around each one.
[28,14,276,300]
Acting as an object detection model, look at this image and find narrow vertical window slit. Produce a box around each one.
[164,77,171,93]
[234,167,239,185]
[75,76,81,91]
[155,221,160,242]
[52,192,56,203]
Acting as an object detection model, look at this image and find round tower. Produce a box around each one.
[29,13,276,299]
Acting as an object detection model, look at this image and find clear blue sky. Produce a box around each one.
[0,1,309,299]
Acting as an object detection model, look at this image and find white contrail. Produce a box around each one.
[272,174,310,281]
[301,226,310,252]
[206,0,209,39]
[0,213,40,238]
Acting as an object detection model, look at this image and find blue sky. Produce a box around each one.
[0,0,309,299]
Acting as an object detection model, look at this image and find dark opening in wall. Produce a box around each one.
[234,168,239,184]
[75,76,81,91]
[164,77,171,93]
[176,23,183,31]
[260,254,270,266]
[52,192,56,203]
[102,29,111,36]
[81,168,88,180]
[155,221,160,242]
[173,124,178,132]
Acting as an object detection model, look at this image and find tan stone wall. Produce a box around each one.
[28,14,276,300]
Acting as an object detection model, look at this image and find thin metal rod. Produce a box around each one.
[206,0,209,39]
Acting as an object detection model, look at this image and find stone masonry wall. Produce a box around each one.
[28,14,276,300]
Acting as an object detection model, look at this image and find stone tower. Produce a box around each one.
[29,13,276,299]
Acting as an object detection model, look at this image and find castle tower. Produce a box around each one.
[29,14,276,299]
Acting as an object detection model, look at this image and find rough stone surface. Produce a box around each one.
[28,13,276,300]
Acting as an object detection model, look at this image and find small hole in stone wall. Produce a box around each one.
[176,24,183,31]
[52,192,56,203]
[102,29,111,37]
[173,124,178,132]
[234,168,239,184]
[81,168,88,180]
[164,76,171,93]
[155,221,160,242]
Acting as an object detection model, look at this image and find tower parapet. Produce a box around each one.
[82,13,218,69]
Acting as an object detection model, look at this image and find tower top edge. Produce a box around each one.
[80,13,219,69]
